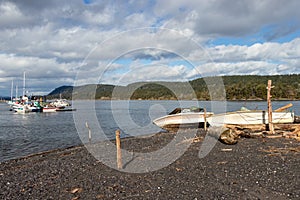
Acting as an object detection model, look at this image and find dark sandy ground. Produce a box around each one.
[0,130,299,200]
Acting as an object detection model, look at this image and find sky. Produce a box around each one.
[1,0,300,96]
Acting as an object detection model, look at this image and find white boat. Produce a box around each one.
[10,72,33,113]
[14,105,30,113]
[207,110,294,127]
[50,99,70,107]
[153,107,214,130]
[28,101,43,112]
[42,106,57,113]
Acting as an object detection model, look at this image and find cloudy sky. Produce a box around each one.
[1,0,300,96]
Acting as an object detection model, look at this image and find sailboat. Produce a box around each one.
[10,72,32,113]
[7,79,14,106]
[8,81,21,111]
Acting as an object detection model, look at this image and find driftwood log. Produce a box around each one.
[225,123,300,134]
[207,126,239,145]
[207,122,300,145]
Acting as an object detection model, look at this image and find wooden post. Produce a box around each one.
[115,129,122,169]
[204,108,207,131]
[267,80,275,134]
[85,122,92,143]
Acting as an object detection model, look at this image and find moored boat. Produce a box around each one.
[50,99,71,107]
[42,106,57,113]
[14,105,30,113]
[153,107,214,130]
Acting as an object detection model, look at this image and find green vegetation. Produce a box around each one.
[221,75,300,100]
[47,74,300,100]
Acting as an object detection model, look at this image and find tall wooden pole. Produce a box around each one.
[85,122,92,143]
[116,129,122,169]
[267,80,275,134]
[204,108,207,131]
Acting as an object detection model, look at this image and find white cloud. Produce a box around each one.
[186,38,300,78]
[81,6,114,25]
[0,0,300,96]
[0,54,78,95]
[102,64,189,85]
[0,1,31,28]
[156,0,300,38]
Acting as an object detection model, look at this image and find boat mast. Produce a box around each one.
[11,79,14,101]
[23,71,26,97]
[16,84,18,100]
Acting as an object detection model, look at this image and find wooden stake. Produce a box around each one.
[115,129,122,169]
[85,122,91,143]
[267,80,275,134]
[204,108,207,131]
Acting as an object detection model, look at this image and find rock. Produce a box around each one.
[219,128,239,145]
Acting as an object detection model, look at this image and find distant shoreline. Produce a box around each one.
[1,98,300,102]
[69,98,300,101]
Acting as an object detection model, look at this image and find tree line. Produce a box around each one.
[48,74,300,100]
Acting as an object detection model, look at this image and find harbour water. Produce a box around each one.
[1,100,299,162]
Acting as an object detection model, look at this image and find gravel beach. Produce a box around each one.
[0,130,299,200]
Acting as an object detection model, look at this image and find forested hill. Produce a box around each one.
[47,74,300,100]
[190,74,300,100]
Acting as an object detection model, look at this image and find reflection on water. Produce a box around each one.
[0,100,299,162]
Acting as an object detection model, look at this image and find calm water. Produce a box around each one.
[1,100,299,162]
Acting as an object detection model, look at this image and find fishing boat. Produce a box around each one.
[207,109,294,127]
[153,107,214,130]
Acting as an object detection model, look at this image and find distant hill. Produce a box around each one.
[47,86,74,99]
[47,74,300,100]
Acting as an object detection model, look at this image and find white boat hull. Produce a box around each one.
[153,112,213,130]
[14,105,30,113]
[207,111,294,126]
[42,108,57,113]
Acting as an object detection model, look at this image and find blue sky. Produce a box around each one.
[0,0,300,96]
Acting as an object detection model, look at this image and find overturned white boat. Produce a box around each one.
[207,109,294,127]
[153,107,214,130]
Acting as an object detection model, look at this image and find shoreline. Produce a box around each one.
[1,130,299,199]
[0,130,163,164]
[71,99,300,101]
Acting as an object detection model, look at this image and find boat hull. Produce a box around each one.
[153,112,213,130]
[207,111,294,126]
[14,108,30,113]
[42,108,57,113]
[13,105,30,113]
